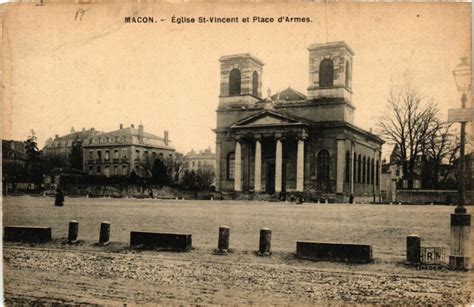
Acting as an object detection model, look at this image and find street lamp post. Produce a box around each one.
[448,56,472,270]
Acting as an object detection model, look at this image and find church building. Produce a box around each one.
[214,41,384,202]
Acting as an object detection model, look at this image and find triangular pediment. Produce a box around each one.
[231,111,308,129]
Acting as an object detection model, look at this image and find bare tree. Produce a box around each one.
[377,84,441,189]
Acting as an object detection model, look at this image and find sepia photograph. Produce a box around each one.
[1,1,473,305]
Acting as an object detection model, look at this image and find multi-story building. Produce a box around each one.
[41,127,102,166]
[183,148,216,172]
[82,124,175,177]
[214,41,384,202]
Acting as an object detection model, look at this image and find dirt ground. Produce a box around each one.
[3,196,474,305]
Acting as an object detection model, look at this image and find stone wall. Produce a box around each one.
[396,190,461,205]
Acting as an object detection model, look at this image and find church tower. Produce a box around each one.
[307,41,354,103]
[218,54,264,108]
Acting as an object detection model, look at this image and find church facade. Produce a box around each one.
[214,41,384,202]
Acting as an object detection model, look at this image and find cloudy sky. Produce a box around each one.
[2,2,471,155]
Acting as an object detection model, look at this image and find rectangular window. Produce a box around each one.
[122,165,128,175]
[135,150,140,160]
[89,151,93,160]
[96,166,101,174]
[114,165,118,175]
[122,149,127,159]
[227,153,235,180]
[97,151,102,160]
[88,166,93,175]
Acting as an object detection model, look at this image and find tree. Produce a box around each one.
[69,136,83,170]
[24,130,42,182]
[151,158,171,185]
[179,164,215,198]
[377,83,457,189]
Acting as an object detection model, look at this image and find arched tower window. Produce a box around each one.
[229,69,241,96]
[319,59,334,88]
[317,150,330,182]
[345,60,350,88]
[345,151,350,182]
[252,71,259,97]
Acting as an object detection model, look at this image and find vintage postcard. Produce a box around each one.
[1,1,472,305]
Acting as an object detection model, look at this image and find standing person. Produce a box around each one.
[54,188,64,206]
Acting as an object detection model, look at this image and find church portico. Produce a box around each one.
[229,118,309,194]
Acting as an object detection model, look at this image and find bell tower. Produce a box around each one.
[218,53,264,108]
[307,41,354,103]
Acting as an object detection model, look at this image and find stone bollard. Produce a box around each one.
[99,221,110,245]
[68,220,79,244]
[406,234,421,264]
[325,199,328,204]
[258,228,272,256]
[215,226,230,254]
[449,207,471,270]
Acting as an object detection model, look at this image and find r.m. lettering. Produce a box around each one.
[125,17,155,23]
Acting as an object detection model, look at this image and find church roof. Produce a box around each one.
[271,87,307,101]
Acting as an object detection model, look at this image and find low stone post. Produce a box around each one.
[215,226,230,254]
[406,234,421,264]
[68,220,79,244]
[258,228,272,256]
[449,207,471,270]
[99,221,110,245]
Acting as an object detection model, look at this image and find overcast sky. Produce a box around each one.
[2,2,471,155]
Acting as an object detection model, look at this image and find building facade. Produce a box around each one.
[82,124,175,177]
[42,127,102,165]
[214,41,384,201]
[183,148,216,172]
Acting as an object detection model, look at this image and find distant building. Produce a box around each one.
[42,127,102,166]
[183,147,216,172]
[82,124,175,177]
[2,140,27,190]
[214,41,384,201]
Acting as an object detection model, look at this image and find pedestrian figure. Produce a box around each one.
[349,194,354,204]
[54,189,64,206]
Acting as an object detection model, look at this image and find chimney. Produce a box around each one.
[119,124,123,129]
[82,127,85,131]
[138,124,144,143]
[70,127,75,133]
[55,134,59,139]
[164,130,169,146]
[131,124,135,129]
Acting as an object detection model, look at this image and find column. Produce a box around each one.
[378,151,382,201]
[296,138,305,192]
[234,140,242,192]
[336,139,345,193]
[254,137,262,192]
[275,137,283,193]
[215,142,221,192]
[373,150,377,202]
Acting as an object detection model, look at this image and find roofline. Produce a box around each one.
[307,41,355,56]
[219,53,265,66]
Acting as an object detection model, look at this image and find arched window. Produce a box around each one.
[362,157,366,184]
[353,152,357,182]
[345,60,350,88]
[345,151,350,182]
[252,71,259,97]
[229,69,241,96]
[227,153,235,180]
[319,59,334,88]
[357,155,362,183]
[367,158,371,184]
[371,159,375,185]
[317,150,330,182]
[376,161,380,185]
